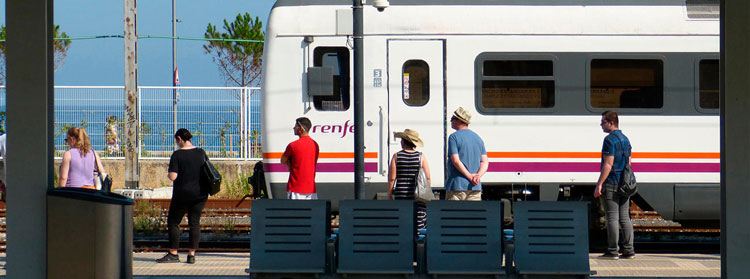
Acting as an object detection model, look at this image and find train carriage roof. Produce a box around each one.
[268,0,718,37]
[274,0,717,8]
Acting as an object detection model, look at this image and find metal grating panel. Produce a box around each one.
[337,200,416,274]
[426,200,504,275]
[249,200,331,273]
[514,201,591,276]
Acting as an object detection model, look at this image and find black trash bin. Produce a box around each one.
[47,187,135,279]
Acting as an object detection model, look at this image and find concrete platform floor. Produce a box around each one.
[0,252,720,278]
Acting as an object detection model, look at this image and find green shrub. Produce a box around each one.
[133,200,164,235]
[224,217,237,236]
[218,171,254,199]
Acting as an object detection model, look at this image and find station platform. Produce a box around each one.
[0,252,720,278]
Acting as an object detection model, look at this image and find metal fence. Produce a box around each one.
[0,86,262,160]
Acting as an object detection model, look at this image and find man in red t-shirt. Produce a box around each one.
[280,117,320,199]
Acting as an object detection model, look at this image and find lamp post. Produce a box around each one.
[353,0,389,200]
[353,0,364,200]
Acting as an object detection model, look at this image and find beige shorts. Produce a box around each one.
[446,190,482,201]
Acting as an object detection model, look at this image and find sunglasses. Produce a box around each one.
[295,120,306,132]
[600,120,608,125]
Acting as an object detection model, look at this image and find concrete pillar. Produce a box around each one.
[5,0,55,278]
[721,1,750,278]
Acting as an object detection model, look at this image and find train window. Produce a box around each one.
[313,47,350,111]
[590,59,663,109]
[479,60,555,109]
[483,60,553,76]
[402,60,429,106]
[699,59,719,109]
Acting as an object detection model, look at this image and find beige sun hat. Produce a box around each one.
[452,107,471,124]
[393,129,424,147]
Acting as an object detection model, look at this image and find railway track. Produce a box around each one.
[629,202,720,233]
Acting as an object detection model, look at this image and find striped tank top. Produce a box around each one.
[392,150,421,200]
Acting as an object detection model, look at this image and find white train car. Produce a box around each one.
[260,0,720,222]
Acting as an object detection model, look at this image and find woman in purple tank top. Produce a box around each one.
[58,127,106,189]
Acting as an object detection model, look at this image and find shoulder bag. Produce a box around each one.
[200,149,222,196]
[93,151,113,192]
[613,133,637,197]
[414,152,433,202]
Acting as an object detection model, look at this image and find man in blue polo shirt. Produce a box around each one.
[445,107,488,201]
[594,110,635,260]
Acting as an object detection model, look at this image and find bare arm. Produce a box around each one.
[93,151,106,174]
[387,154,397,199]
[478,154,489,176]
[421,153,432,185]
[280,152,292,171]
[594,155,615,198]
[168,172,178,182]
[58,151,71,187]
[471,154,489,185]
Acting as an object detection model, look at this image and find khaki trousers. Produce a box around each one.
[446,190,482,201]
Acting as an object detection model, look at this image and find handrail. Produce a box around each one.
[379,106,386,175]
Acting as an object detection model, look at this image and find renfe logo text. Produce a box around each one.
[311,120,354,138]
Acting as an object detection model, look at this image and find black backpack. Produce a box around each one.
[248,161,268,199]
[613,133,637,197]
[200,149,222,196]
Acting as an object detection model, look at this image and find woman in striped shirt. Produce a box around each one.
[387,129,431,229]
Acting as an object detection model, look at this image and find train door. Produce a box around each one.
[387,39,445,186]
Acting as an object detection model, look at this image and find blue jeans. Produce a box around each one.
[602,183,634,255]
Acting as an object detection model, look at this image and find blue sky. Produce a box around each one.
[1,0,276,86]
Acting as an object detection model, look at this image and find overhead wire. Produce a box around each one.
[0,35,264,43]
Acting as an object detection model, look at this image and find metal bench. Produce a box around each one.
[513,201,594,278]
[336,200,416,277]
[425,200,506,278]
[249,199,332,278]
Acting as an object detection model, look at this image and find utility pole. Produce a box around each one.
[172,0,178,147]
[353,0,365,199]
[124,0,140,189]
[351,0,388,199]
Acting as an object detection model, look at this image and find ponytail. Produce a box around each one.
[67,127,92,156]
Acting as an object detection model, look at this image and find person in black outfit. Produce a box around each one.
[156,128,208,264]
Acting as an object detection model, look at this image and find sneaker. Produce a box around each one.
[598,253,619,260]
[156,253,180,263]
[187,255,196,264]
[621,253,636,259]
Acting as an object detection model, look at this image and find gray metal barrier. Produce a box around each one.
[249,199,332,278]
[337,200,416,277]
[47,187,134,279]
[425,200,505,277]
[245,200,595,279]
[513,201,594,278]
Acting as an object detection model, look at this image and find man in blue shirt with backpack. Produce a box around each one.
[594,110,635,260]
